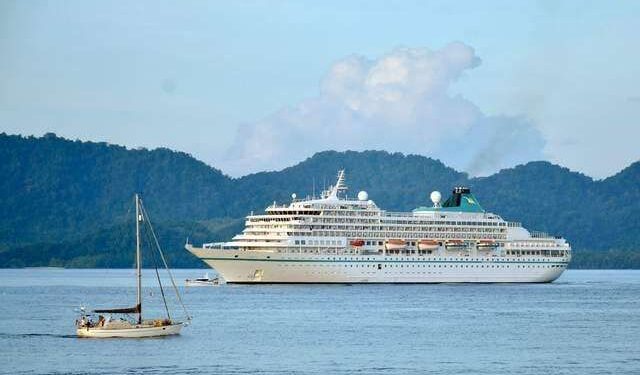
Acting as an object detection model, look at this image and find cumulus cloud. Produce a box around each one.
[223,42,545,176]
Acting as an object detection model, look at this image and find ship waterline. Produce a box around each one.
[187,248,568,283]
[187,170,571,283]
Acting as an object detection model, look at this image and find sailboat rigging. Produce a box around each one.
[76,194,190,338]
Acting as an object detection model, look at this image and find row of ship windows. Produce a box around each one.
[288,233,504,238]
[509,243,563,248]
[246,234,505,241]
[271,257,566,262]
[317,256,563,261]
[506,250,565,256]
[277,264,565,269]
[248,223,506,231]
[306,219,504,226]
[248,227,506,233]
[274,247,566,258]
[285,241,495,247]
[294,239,343,245]
[246,227,504,232]
[288,235,505,246]
[253,217,506,227]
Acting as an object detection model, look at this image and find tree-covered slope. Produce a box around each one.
[229,150,467,215]
[470,162,597,249]
[0,133,232,246]
[0,218,245,268]
[0,132,639,268]
[591,162,640,250]
[471,161,640,251]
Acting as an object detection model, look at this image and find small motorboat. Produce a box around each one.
[185,273,221,286]
[75,194,190,338]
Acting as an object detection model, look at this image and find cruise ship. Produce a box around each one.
[186,170,571,283]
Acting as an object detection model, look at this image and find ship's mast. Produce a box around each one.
[135,194,142,324]
[327,169,347,199]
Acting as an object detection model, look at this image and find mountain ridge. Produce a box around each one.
[1,132,638,268]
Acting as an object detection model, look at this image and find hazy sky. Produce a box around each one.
[1,1,639,178]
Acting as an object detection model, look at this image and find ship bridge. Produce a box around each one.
[269,169,379,212]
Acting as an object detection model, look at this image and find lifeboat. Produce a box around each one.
[418,239,439,251]
[385,239,406,250]
[350,239,365,247]
[445,239,466,249]
[477,239,497,249]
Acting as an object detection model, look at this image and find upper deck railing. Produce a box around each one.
[530,231,563,239]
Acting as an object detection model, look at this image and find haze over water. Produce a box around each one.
[1,269,639,374]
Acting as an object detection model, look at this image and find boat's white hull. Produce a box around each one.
[76,323,183,338]
[187,246,569,284]
[185,280,218,287]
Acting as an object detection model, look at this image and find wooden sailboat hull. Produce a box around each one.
[76,322,183,338]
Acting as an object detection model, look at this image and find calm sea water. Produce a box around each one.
[0,269,639,375]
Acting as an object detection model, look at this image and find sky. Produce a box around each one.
[1,1,639,178]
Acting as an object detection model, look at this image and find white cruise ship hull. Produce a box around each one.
[187,246,569,284]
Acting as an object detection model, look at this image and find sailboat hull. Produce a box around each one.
[76,323,183,338]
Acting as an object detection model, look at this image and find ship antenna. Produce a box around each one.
[328,169,347,199]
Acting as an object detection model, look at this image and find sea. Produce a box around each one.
[0,269,639,375]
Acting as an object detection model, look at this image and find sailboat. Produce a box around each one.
[76,194,190,338]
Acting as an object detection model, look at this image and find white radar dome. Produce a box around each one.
[291,193,297,200]
[357,191,368,201]
[430,191,442,205]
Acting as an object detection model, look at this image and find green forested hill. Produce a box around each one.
[0,133,638,268]
[473,161,640,252]
[0,133,231,246]
[230,150,468,216]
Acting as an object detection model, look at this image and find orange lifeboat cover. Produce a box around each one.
[350,239,365,247]
[419,239,438,245]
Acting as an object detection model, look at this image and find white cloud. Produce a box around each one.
[223,42,545,176]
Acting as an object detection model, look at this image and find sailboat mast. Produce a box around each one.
[135,193,142,324]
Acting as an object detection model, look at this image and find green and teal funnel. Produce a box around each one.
[413,187,485,213]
